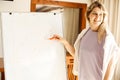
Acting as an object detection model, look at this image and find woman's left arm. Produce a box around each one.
[104,58,113,80]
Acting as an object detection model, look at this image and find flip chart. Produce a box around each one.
[1,12,67,80]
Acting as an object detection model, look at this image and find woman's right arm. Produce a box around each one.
[49,34,75,57]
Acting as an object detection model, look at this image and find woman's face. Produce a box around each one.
[88,7,104,31]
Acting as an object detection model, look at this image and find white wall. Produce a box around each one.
[0,0,31,12]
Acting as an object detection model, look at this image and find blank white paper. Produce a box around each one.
[1,12,67,80]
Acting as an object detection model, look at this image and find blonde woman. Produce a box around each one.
[50,1,120,80]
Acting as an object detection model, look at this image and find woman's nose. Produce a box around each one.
[95,15,100,21]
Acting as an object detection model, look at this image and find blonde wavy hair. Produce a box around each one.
[86,1,108,43]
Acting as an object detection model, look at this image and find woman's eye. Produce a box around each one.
[92,13,97,15]
[99,14,103,16]
[92,13,103,16]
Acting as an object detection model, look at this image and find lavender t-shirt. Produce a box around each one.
[78,29,105,80]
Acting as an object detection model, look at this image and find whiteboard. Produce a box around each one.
[1,12,67,80]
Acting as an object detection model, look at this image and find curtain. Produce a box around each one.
[104,0,120,47]
[97,0,120,46]
[63,8,80,46]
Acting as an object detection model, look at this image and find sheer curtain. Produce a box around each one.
[97,0,120,46]
[104,0,120,46]
[63,8,80,46]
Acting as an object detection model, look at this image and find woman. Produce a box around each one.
[50,1,120,80]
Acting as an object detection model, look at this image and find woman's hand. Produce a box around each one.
[49,34,75,57]
[49,34,67,44]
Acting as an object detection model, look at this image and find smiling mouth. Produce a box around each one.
[94,21,101,24]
